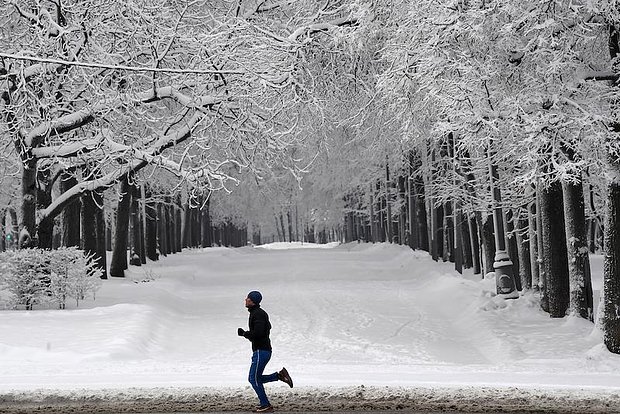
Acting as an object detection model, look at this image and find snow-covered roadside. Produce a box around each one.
[1,384,620,413]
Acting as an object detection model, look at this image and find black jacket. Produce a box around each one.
[244,305,272,351]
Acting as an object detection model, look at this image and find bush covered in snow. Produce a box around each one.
[0,247,102,310]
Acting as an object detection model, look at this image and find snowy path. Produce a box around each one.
[1,242,620,412]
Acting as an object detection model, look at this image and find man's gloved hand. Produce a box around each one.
[237,328,245,336]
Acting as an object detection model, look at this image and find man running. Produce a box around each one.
[238,290,293,413]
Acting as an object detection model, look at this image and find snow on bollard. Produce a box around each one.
[494,250,519,299]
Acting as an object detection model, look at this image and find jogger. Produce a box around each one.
[238,291,294,412]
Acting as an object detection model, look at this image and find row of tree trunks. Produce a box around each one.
[109,182,187,277]
[339,142,594,321]
[213,222,248,247]
[179,196,248,248]
[262,222,340,245]
[183,196,208,248]
[362,157,431,251]
[271,208,304,243]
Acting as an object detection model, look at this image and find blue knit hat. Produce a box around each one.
[247,291,262,305]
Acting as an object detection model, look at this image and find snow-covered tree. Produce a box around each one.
[0,0,363,247]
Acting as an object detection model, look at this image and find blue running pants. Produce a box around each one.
[248,350,279,407]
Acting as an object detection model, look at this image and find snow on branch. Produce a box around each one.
[101,136,235,189]
[24,87,224,147]
[580,71,618,82]
[0,52,247,76]
[30,137,104,159]
[36,110,210,224]
[288,17,359,42]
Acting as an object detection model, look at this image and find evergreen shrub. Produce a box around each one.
[0,247,102,310]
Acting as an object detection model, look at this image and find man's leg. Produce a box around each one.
[260,371,279,383]
[248,350,272,407]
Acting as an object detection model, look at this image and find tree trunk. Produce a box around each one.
[279,213,286,242]
[588,218,597,253]
[196,204,203,247]
[345,210,353,243]
[506,210,521,290]
[140,185,148,263]
[182,202,191,248]
[145,190,159,261]
[369,183,376,243]
[540,180,570,317]
[528,199,540,291]
[415,175,429,252]
[36,179,50,248]
[106,223,112,252]
[563,178,594,321]
[158,203,168,256]
[168,203,176,255]
[211,225,218,246]
[459,210,472,270]
[0,210,5,252]
[5,208,18,249]
[537,184,549,311]
[407,174,416,249]
[295,205,299,242]
[139,208,147,263]
[165,200,173,255]
[19,159,37,247]
[481,214,495,276]
[222,222,229,246]
[398,175,407,245]
[453,205,463,274]
[129,185,142,266]
[110,177,132,277]
[377,180,385,242]
[274,215,282,242]
[306,224,315,243]
[60,172,81,247]
[37,191,55,250]
[201,198,211,248]
[468,213,481,275]
[385,161,393,243]
[176,195,183,252]
[515,211,531,291]
[602,170,620,352]
[443,203,453,263]
[408,151,420,250]
[431,203,442,261]
[81,190,99,266]
[94,187,107,278]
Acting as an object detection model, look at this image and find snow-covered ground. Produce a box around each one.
[1,242,620,412]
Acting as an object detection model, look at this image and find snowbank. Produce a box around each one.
[1,385,620,413]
